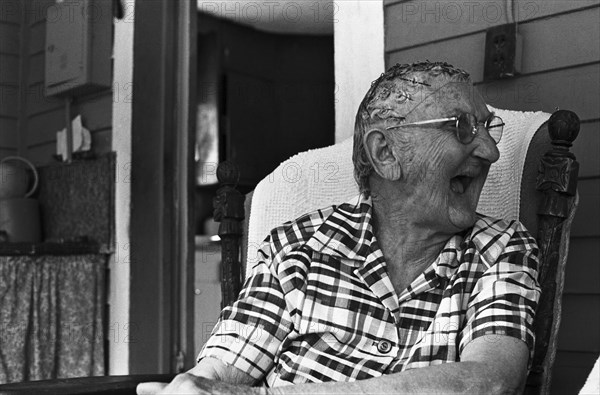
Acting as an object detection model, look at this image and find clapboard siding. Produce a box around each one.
[384,2,600,393]
[0,84,18,117]
[478,64,600,120]
[573,121,600,179]
[517,10,600,76]
[0,148,16,156]
[571,179,600,238]
[27,92,113,146]
[28,21,44,54]
[385,0,600,51]
[27,127,111,150]
[26,0,52,25]
[0,54,19,84]
[0,0,114,163]
[24,100,113,164]
[26,107,64,145]
[24,84,62,117]
[558,294,600,352]
[0,13,20,154]
[566,237,600,294]
[26,141,55,165]
[15,0,113,165]
[0,0,21,24]
[27,51,44,85]
[388,33,485,80]
[0,23,19,54]
[0,117,18,148]
[387,8,600,83]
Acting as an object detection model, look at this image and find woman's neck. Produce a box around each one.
[370,191,450,274]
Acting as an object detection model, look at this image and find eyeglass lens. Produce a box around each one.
[456,113,503,144]
[486,116,504,143]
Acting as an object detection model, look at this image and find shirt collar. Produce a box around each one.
[431,231,465,280]
[303,194,474,280]
[304,194,374,262]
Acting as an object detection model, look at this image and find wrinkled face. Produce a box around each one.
[389,81,500,233]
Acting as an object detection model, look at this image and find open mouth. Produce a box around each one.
[450,175,474,194]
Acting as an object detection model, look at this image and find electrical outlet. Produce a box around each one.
[483,23,522,81]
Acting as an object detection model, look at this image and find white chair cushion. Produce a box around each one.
[246,107,551,277]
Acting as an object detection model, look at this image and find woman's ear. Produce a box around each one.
[363,129,402,182]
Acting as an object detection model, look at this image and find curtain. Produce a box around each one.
[0,254,105,383]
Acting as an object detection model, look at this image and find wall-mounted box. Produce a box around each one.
[483,23,522,81]
[45,0,112,97]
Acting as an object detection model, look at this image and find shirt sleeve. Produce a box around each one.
[197,237,294,380]
[459,223,541,361]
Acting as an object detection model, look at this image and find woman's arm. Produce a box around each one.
[137,334,527,395]
[268,334,529,395]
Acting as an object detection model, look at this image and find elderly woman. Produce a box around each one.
[139,62,540,394]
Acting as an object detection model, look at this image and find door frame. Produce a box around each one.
[130,0,196,373]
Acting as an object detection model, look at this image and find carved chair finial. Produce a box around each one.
[536,110,580,199]
[548,110,580,147]
[216,161,240,187]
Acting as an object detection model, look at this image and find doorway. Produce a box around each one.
[128,0,334,373]
[192,10,335,357]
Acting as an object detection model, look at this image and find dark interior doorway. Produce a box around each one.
[194,12,335,234]
[191,11,335,358]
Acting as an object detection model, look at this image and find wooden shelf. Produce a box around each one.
[0,240,106,256]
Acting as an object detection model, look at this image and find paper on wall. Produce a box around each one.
[56,115,91,161]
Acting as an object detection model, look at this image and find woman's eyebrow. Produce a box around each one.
[446,107,462,117]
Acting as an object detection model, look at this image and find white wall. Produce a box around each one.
[334,0,385,142]
[109,0,135,375]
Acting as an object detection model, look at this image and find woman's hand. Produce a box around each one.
[136,357,260,394]
[136,373,266,395]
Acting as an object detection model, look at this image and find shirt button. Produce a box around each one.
[377,340,392,354]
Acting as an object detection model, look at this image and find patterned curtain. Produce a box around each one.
[0,254,105,384]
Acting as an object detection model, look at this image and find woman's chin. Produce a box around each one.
[448,208,478,231]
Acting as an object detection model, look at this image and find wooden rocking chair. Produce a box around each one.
[0,110,580,394]
[213,109,581,395]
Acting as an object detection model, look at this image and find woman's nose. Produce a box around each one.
[472,125,500,163]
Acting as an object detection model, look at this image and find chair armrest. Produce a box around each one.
[0,374,176,395]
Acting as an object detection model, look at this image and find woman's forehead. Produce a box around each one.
[365,78,488,124]
[414,82,488,117]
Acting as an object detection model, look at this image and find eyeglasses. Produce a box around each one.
[385,113,504,145]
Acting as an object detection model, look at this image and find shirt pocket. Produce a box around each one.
[294,299,400,379]
[291,320,399,381]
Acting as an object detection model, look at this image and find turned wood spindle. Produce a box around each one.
[213,161,245,309]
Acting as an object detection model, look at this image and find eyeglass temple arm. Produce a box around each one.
[487,122,505,129]
[385,117,455,130]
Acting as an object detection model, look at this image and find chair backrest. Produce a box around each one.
[213,109,581,395]
[244,107,552,270]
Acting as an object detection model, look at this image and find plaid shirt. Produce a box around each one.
[199,194,541,386]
